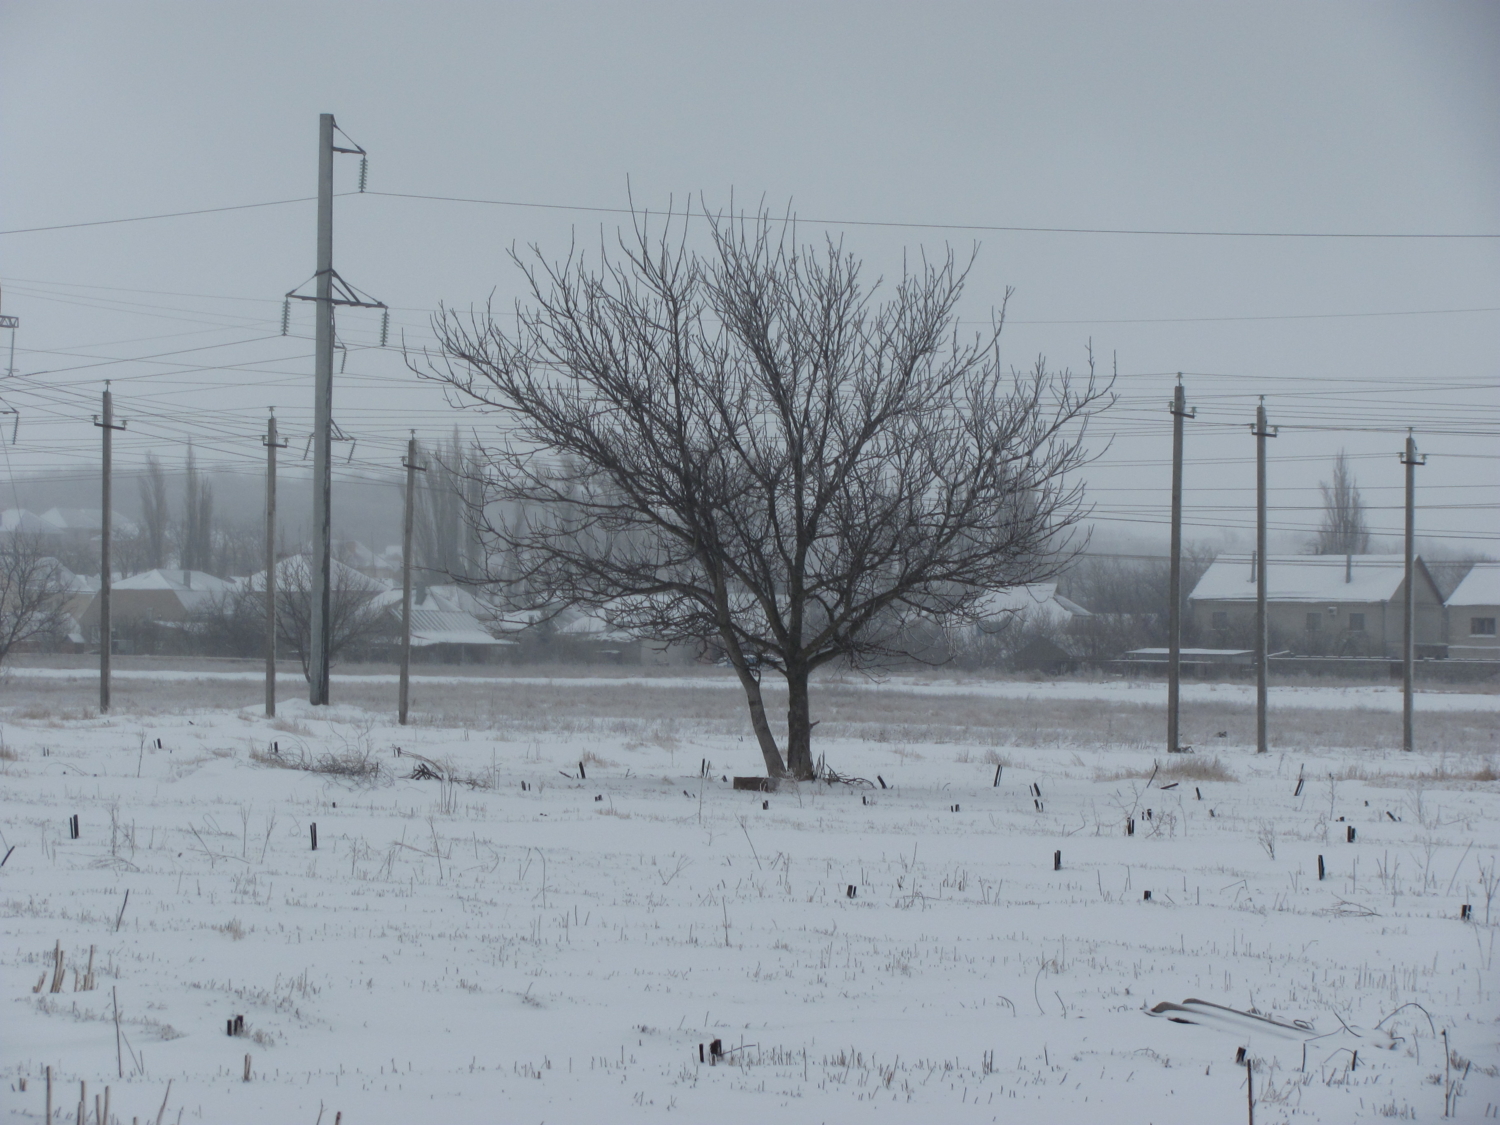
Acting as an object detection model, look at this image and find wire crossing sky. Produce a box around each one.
[1,2,1495,552]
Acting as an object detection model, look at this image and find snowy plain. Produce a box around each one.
[2,665,1498,1124]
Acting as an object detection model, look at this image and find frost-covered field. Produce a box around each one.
[3,668,1498,1123]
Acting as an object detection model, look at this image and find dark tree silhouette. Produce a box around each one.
[420,209,1111,778]
[1315,450,1370,555]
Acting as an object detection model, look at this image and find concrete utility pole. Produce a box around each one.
[1400,430,1425,751]
[93,384,126,713]
[308,113,337,706]
[399,433,426,725]
[287,113,383,705]
[263,410,288,717]
[1250,398,1277,754]
[1167,378,1195,755]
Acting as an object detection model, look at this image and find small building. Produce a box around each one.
[1189,554,1443,658]
[376,586,514,664]
[40,507,139,543]
[552,608,643,663]
[407,609,515,663]
[0,508,63,540]
[76,569,233,631]
[75,568,235,654]
[1446,563,1499,660]
[972,583,1093,634]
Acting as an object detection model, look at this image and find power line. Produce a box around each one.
[0,195,332,236]
[363,190,1500,240]
[5,188,1498,240]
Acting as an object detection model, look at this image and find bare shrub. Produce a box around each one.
[1257,822,1277,860]
[250,741,383,782]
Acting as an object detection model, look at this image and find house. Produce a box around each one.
[1446,563,1499,660]
[972,583,1093,635]
[404,602,515,664]
[1189,554,1443,658]
[40,508,139,542]
[368,584,513,664]
[76,569,234,632]
[552,608,643,663]
[0,508,63,539]
[75,568,236,653]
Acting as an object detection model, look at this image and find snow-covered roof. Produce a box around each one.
[554,608,636,643]
[973,583,1092,621]
[1190,554,1427,603]
[408,608,514,647]
[40,507,139,537]
[1447,562,1500,608]
[243,555,391,593]
[0,508,61,535]
[111,569,234,611]
[114,568,231,592]
[418,584,498,619]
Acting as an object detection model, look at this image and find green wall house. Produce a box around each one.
[1189,554,1443,658]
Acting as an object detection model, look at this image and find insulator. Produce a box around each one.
[358,156,368,192]
[380,309,390,347]
[280,298,290,335]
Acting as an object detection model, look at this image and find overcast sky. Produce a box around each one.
[2,1,1496,556]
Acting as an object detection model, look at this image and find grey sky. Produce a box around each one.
[2,1,1496,554]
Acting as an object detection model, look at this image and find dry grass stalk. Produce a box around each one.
[1098,757,1238,783]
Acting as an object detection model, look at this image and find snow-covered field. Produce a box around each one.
[3,669,1498,1123]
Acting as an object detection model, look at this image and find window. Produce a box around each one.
[1472,617,1498,637]
[1211,611,1228,630]
[1348,613,1366,632]
[1305,613,1321,633]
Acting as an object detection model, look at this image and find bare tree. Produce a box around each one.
[421,209,1111,779]
[137,453,170,568]
[1060,545,1217,660]
[411,430,472,583]
[260,554,392,680]
[1315,450,1370,555]
[0,535,70,664]
[181,444,214,573]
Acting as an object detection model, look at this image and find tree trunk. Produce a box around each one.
[784,665,815,780]
[720,631,786,777]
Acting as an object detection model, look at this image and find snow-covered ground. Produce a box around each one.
[2,674,1497,1123]
[8,663,1499,712]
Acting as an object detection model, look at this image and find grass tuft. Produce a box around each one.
[1098,757,1238,783]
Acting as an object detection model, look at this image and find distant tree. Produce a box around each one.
[420,208,1111,778]
[181,444,214,572]
[263,555,390,679]
[211,520,263,579]
[411,430,482,583]
[1058,545,1217,661]
[0,535,69,664]
[1315,450,1369,555]
[138,454,171,569]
